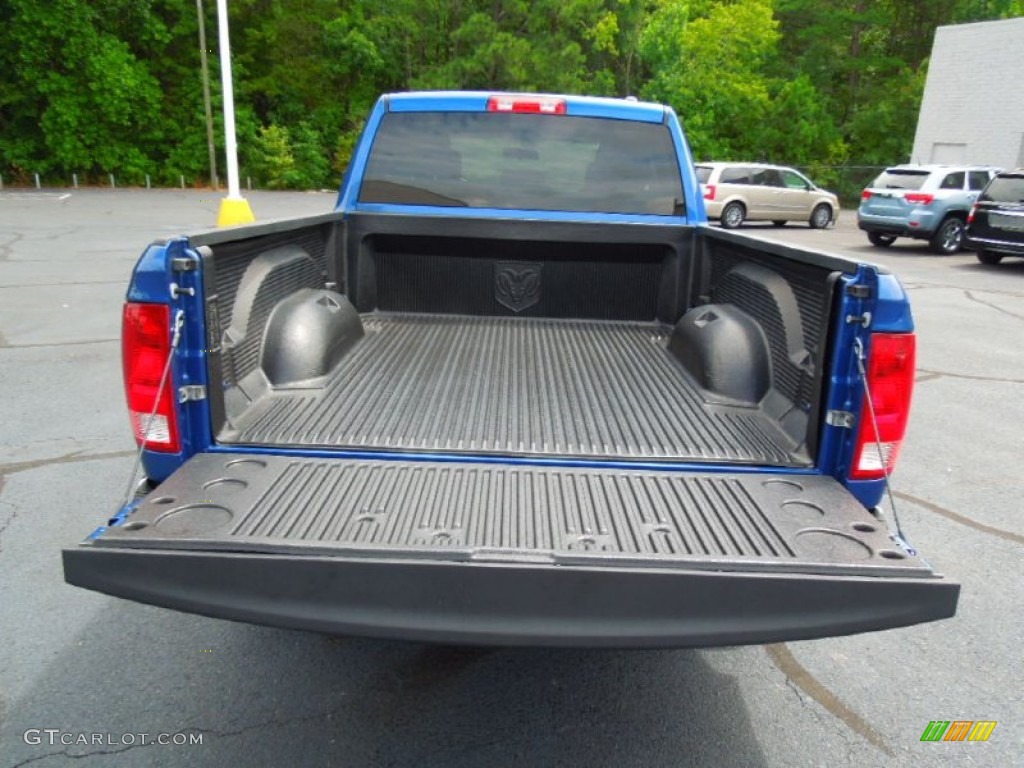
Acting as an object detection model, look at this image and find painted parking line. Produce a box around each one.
[0,192,72,200]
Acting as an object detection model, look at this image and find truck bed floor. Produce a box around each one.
[225,313,802,465]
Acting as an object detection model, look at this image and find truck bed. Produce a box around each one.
[64,95,960,649]
[223,312,802,465]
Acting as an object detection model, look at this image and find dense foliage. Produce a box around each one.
[1,0,1021,188]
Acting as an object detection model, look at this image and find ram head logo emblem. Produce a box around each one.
[495,262,542,312]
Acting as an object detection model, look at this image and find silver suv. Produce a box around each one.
[857,165,998,254]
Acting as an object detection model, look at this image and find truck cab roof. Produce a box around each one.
[383,90,668,123]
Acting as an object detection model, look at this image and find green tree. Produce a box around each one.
[1,0,166,180]
[641,0,779,159]
[3,0,1022,186]
[763,75,848,166]
[250,121,331,189]
[251,124,296,190]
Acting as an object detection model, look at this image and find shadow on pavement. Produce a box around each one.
[4,602,767,767]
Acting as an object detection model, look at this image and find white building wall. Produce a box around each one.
[912,17,1024,169]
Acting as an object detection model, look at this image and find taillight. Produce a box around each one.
[122,302,180,453]
[861,190,872,200]
[967,204,977,224]
[486,95,567,114]
[703,184,716,201]
[851,333,915,480]
[904,192,934,205]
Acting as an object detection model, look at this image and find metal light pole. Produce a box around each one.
[215,0,255,226]
[196,0,217,190]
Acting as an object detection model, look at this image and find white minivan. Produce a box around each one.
[696,162,839,229]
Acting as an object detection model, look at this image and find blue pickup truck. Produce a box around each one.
[63,92,958,647]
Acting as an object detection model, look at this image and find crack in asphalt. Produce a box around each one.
[0,338,119,350]
[7,710,339,768]
[0,472,16,553]
[964,289,1024,321]
[189,708,342,742]
[0,232,24,261]
[893,491,1024,547]
[8,744,144,768]
[9,736,175,768]
[43,226,83,242]
[903,281,1024,299]
[0,450,136,552]
[780,674,868,767]
[914,368,1024,385]
[765,643,894,757]
[0,281,125,289]
[3,258,128,264]
[0,449,136,478]
[0,473,7,537]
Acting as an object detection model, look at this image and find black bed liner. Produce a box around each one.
[94,454,925,574]
[65,452,958,646]
[222,313,804,465]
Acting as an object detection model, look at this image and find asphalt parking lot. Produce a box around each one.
[1,191,1021,767]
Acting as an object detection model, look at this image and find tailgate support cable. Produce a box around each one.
[854,337,917,556]
[120,309,185,509]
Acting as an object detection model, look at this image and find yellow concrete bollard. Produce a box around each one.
[217,196,256,227]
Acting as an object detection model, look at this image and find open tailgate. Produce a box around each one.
[64,453,958,647]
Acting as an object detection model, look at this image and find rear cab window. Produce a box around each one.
[359,111,684,215]
[871,170,929,191]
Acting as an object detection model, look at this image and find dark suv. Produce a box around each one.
[858,165,998,254]
[966,170,1024,265]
